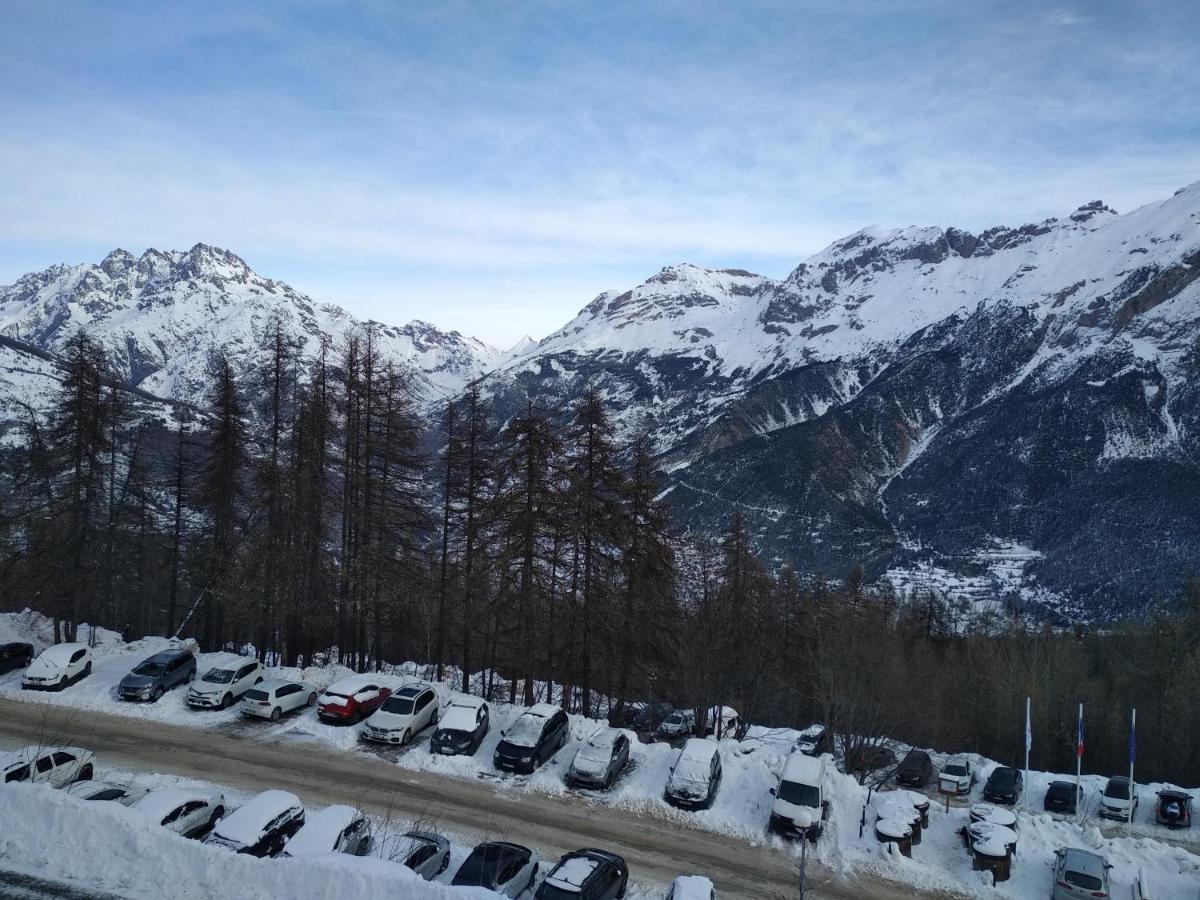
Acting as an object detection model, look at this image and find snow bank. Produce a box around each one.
[0,782,494,900]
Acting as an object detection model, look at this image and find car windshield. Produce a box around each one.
[504,716,546,747]
[944,763,967,776]
[132,662,165,676]
[382,696,415,715]
[778,780,820,808]
[453,847,511,885]
[665,713,686,725]
[1064,869,1102,891]
[1105,781,1130,799]
[203,668,235,684]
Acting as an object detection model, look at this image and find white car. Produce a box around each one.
[205,789,305,857]
[361,682,444,745]
[399,831,451,880]
[64,779,147,805]
[282,804,372,858]
[1099,775,1139,821]
[21,643,92,691]
[667,875,716,899]
[135,787,226,839]
[240,678,317,720]
[939,754,975,795]
[186,658,264,709]
[0,745,94,787]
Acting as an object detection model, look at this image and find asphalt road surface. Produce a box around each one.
[0,696,951,900]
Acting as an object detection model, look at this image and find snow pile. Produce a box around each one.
[0,782,494,900]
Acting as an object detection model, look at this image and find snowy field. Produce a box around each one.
[1,609,1198,898]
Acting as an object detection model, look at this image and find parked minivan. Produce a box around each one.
[494,703,570,774]
[665,738,722,810]
[118,649,196,702]
[769,752,830,841]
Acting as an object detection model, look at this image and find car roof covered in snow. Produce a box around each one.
[782,751,824,784]
[544,854,600,891]
[671,875,715,898]
[583,726,621,749]
[1060,847,1107,876]
[134,787,217,823]
[283,804,361,857]
[526,702,562,718]
[212,790,301,844]
[439,702,484,733]
[323,674,382,695]
[671,738,718,783]
[679,738,718,762]
[39,643,86,663]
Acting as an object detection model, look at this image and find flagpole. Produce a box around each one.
[1023,696,1031,814]
[1076,702,1083,823]
[1128,707,1136,834]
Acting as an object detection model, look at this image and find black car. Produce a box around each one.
[1044,779,1083,815]
[1156,789,1193,829]
[0,642,34,675]
[895,750,935,787]
[535,848,629,900]
[609,702,674,734]
[494,704,570,774]
[983,766,1023,805]
[118,649,196,702]
[452,841,539,895]
[430,698,490,756]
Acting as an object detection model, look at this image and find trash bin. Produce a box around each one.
[969,802,1018,830]
[875,816,913,857]
[902,789,931,829]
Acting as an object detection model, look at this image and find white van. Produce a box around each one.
[768,752,830,840]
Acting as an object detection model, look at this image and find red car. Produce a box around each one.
[317,675,392,724]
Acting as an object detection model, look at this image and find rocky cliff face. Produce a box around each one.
[3,181,1198,620]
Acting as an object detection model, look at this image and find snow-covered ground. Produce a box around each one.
[2,609,1198,899]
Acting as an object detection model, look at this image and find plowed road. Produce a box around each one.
[0,697,947,900]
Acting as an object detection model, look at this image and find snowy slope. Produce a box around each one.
[0,244,502,410]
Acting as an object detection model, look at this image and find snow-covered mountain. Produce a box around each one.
[478,182,1200,619]
[3,181,1198,619]
[0,243,502,412]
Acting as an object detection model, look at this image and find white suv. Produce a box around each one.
[187,658,264,709]
[361,682,444,746]
[22,644,92,691]
[1,745,94,787]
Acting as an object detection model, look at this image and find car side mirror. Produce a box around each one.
[769,787,776,796]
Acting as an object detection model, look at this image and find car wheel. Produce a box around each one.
[351,710,361,725]
[438,854,449,874]
[153,686,164,702]
[211,805,224,826]
[83,661,92,677]
[188,669,196,682]
[307,692,317,706]
[255,676,263,684]
[58,675,68,690]
[222,693,232,709]
[270,707,281,721]
[618,874,628,898]
[79,764,93,781]
[401,729,411,746]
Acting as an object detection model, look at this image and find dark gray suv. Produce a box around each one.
[118,649,196,702]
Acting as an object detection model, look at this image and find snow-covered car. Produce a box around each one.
[204,789,304,856]
[1051,848,1110,900]
[665,738,723,811]
[64,779,146,805]
[317,674,391,725]
[118,649,196,702]
[938,755,974,794]
[239,678,317,720]
[399,831,451,880]
[282,804,371,857]
[186,658,264,709]
[796,725,831,757]
[360,682,443,745]
[655,709,695,740]
[699,706,741,740]
[534,848,628,900]
[430,696,490,756]
[1099,775,1138,821]
[895,749,935,787]
[0,745,94,787]
[1155,789,1193,829]
[21,643,92,691]
[494,703,570,774]
[769,752,830,841]
[666,875,716,900]
[0,641,34,675]
[135,787,226,839]
[567,726,631,790]
[452,841,540,897]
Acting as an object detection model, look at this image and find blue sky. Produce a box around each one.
[1,1,1197,346]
